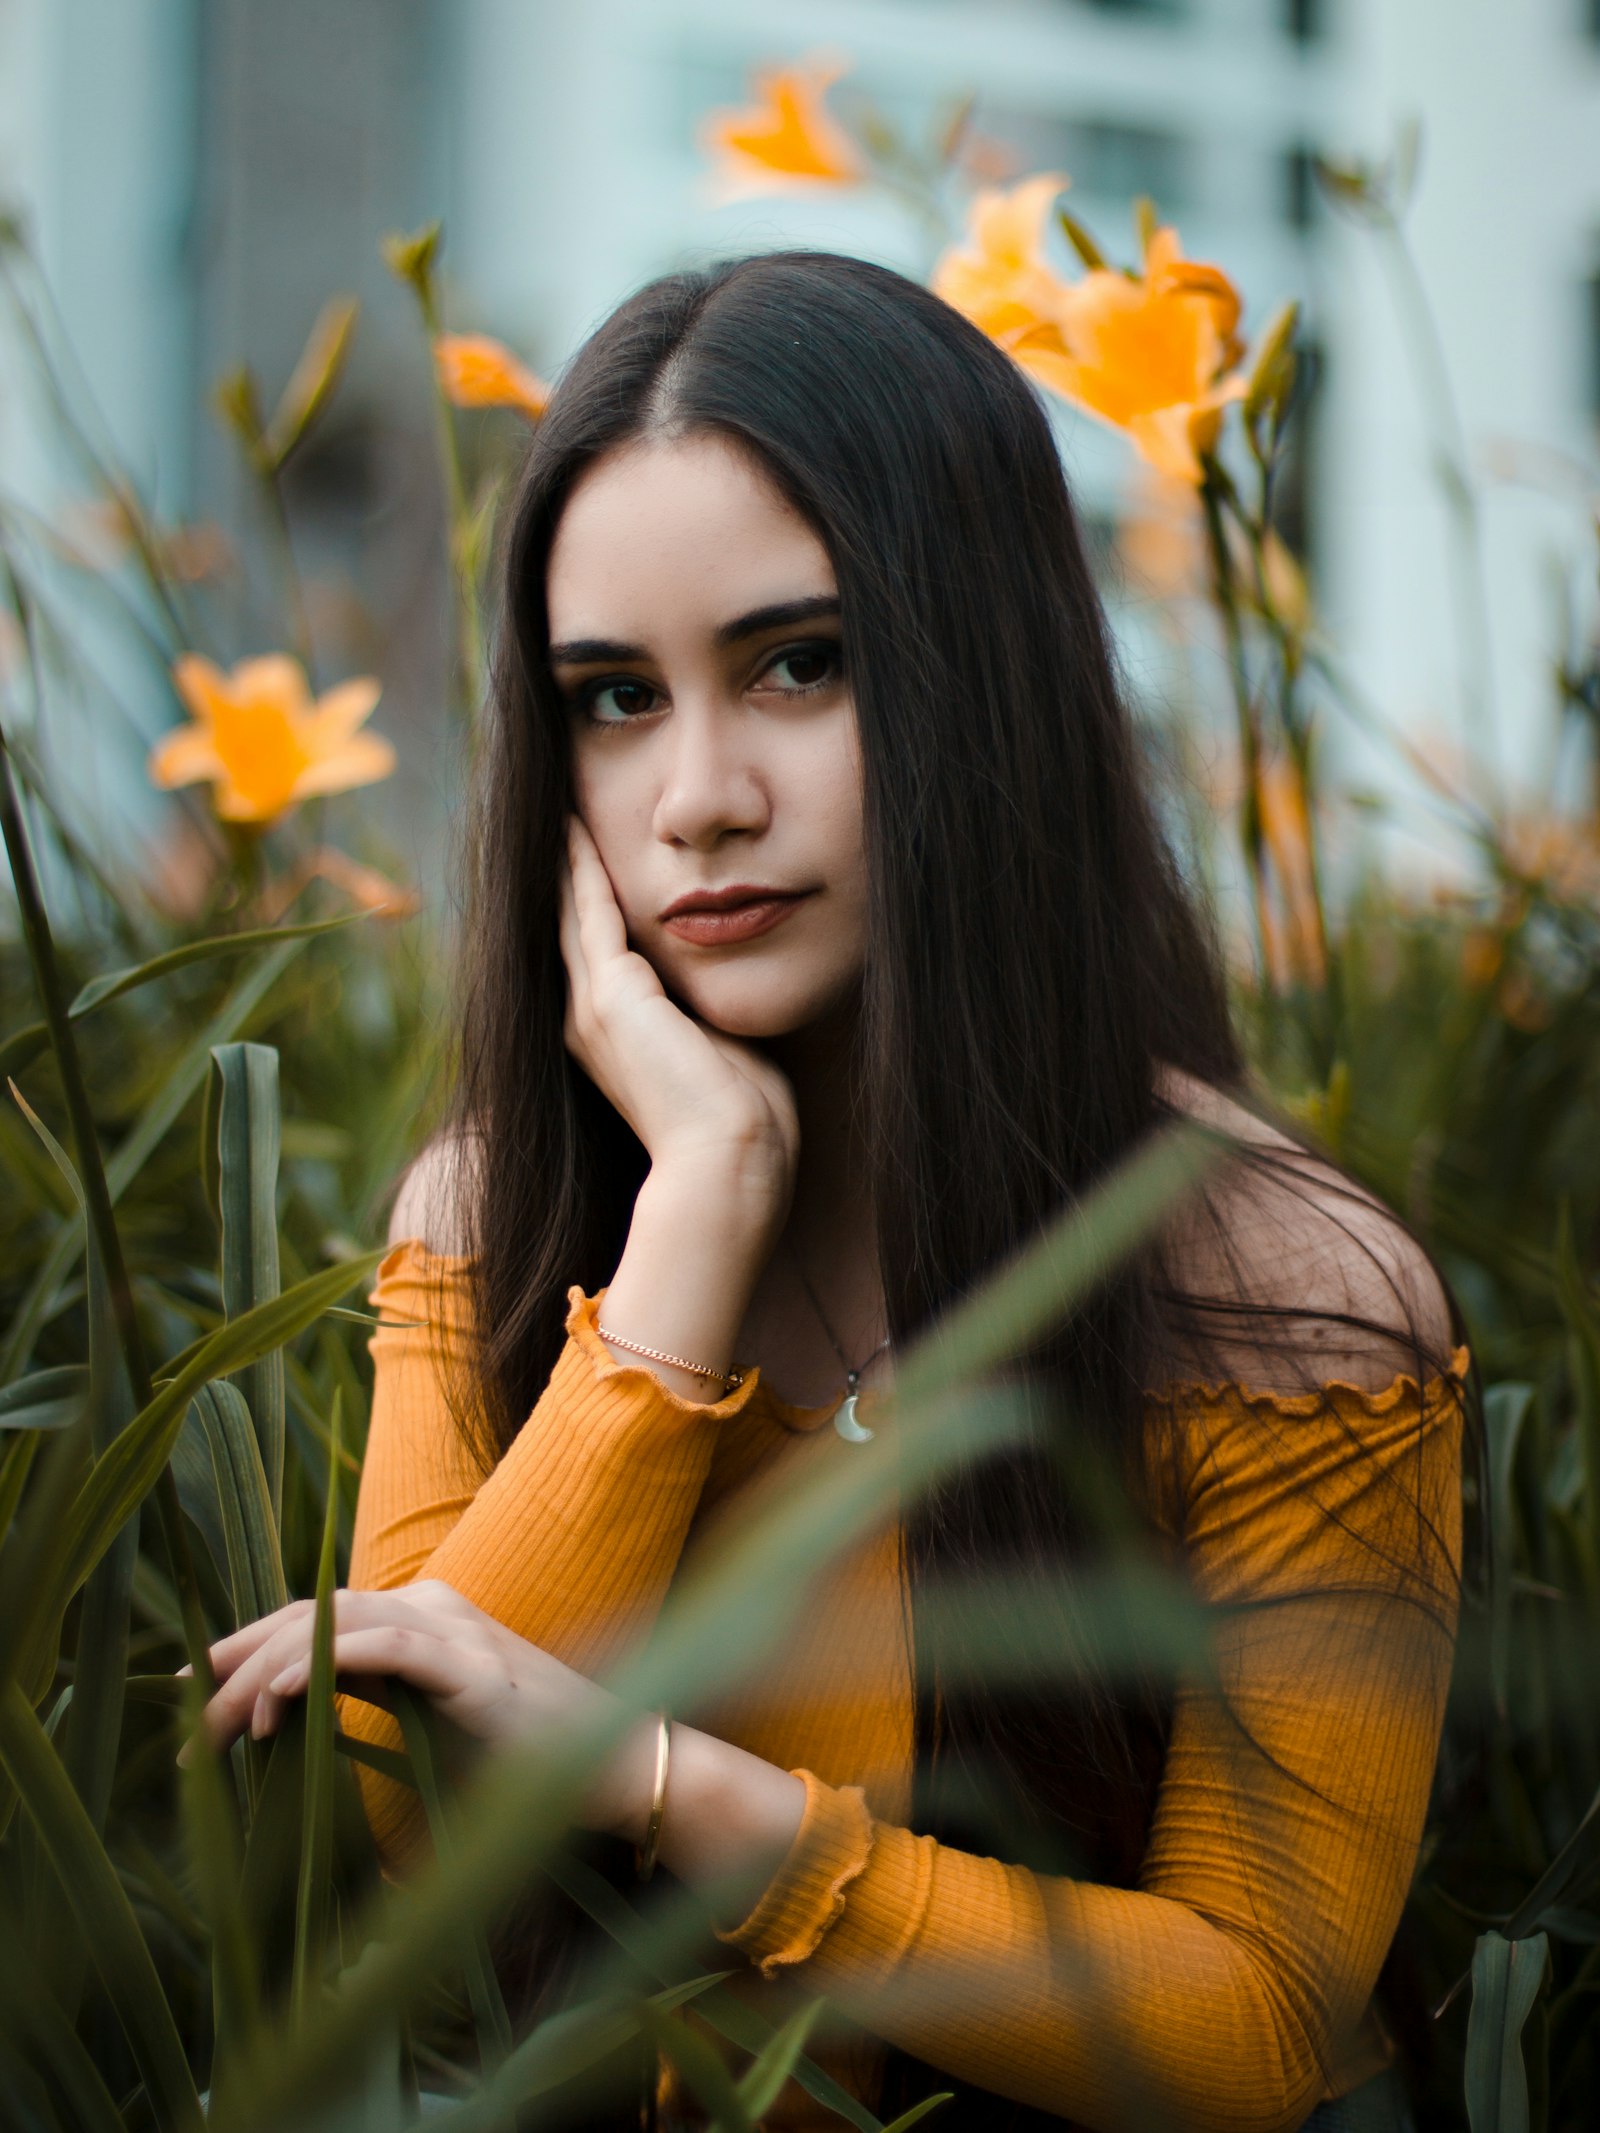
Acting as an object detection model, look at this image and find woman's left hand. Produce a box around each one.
[183,1580,645,1837]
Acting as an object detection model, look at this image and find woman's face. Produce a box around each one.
[547,433,869,1041]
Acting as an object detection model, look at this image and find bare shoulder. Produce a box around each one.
[1155,1068,1457,1394]
[387,1131,484,1256]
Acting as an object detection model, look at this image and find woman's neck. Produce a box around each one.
[764,1016,882,1336]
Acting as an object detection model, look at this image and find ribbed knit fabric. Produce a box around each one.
[340,1240,1469,2133]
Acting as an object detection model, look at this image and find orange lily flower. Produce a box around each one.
[700,56,863,198]
[149,654,394,825]
[1011,222,1248,483]
[929,173,1073,352]
[433,333,549,419]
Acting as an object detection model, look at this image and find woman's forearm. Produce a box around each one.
[597,1150,785,1400]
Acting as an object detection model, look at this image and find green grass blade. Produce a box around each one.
[877,2096,955,2133]
[195,1379,290,1630]
[0,936,304,1382]
[0,1363,88,1430]
[541,1848,878,2133]
[391,1683,514,2071]
[736,1998,825,2119]
[0,1676,206,2132]
[68,909,369,1018]
[0,1950,128,2133]
[640,2004,754,2133]
[212,1041,286,1518]
[61,1225,139,1838]
[293,1388,342,2024]
[8,1247,386,1700]
[1465,1930,1548,2133]
[181,1671,263,2099]
[427,1975,726,2133]
[1483,1383,1535,1721]
[6,1073,86,1211]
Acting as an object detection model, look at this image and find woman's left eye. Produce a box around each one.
[760,642,842,694]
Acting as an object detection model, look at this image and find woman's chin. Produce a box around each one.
[677,975,851,1044]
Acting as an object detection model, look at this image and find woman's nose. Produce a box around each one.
[651,699,769,850]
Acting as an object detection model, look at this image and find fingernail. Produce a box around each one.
[250,1693,268,1739]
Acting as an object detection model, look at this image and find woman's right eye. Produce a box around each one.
[581,678,661,724]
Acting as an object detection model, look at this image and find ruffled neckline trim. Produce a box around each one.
[1148,1343,1472,1417]
[379,1239,1471,1423]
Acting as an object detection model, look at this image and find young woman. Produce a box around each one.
[195,253,1471,2133]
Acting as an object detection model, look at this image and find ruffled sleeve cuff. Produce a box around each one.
[565,1286,763,1420]
[715,1768,877,1979]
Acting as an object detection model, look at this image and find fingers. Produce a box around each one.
[566,816,630,964]
[265,1624,474,1705]
[182,1589,431,1761]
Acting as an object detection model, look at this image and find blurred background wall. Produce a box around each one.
[2,0,1598,876]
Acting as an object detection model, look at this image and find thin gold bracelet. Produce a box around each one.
[635,1711,672,1882]
[597,1323,743,1392]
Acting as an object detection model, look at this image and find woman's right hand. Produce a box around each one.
[560,817,799,1216]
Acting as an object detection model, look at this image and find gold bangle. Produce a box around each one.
[597,1323,743,1392]
[635,1711,671,1882]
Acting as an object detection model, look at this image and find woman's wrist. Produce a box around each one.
[597,1159,778,1399]
[592,1716,806,1919]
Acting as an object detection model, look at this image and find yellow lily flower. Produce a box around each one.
[433,333,549,418]
[1010,223,1248,484]
[929,173,1073,350]
[149,654,394,825]
[700,56,863,198]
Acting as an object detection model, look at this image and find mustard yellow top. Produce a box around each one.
[341,1239,1468,2133]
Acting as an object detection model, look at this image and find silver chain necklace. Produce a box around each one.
[785,1235,891,1443]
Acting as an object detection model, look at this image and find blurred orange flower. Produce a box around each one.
[1013,223,1247,483]
[929,173,1072,352]
[149,654,394,825]
[433,334,548,418]
[701,56,863,197]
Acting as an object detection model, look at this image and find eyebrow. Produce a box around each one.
[548,594,841,668]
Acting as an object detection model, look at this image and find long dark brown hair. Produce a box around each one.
[425,251,1471,2128]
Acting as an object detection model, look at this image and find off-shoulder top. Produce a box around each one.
[338,1239,1469,2133]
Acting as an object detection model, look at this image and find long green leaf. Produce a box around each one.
[182,1668,262,2091]
[1483,1383,1535,1720]
[0,1952,128,2133]
[61,1223,139,1839]
[213,1041,286,1517]
[1465,1930,1548,2133]
[428,1974,727,2133]
[0,936,304,1381]
[641,2004,754,2133]
[877,2097,955,2133]
[541,1844,878,2133]
[0,1363,87,1431]
[0,1676,206,2132]
[391,1684,514,2071]
[737,1999,825,2120]
[9,1248,386,1699]
[68,908,369,1019]
[196,1378,289,1631]
[293,1388,343,2023]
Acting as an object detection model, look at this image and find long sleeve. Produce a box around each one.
[717,1352,1469,2133]
[339,1239,756,1869]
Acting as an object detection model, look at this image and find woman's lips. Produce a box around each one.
[660,891,813,945]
